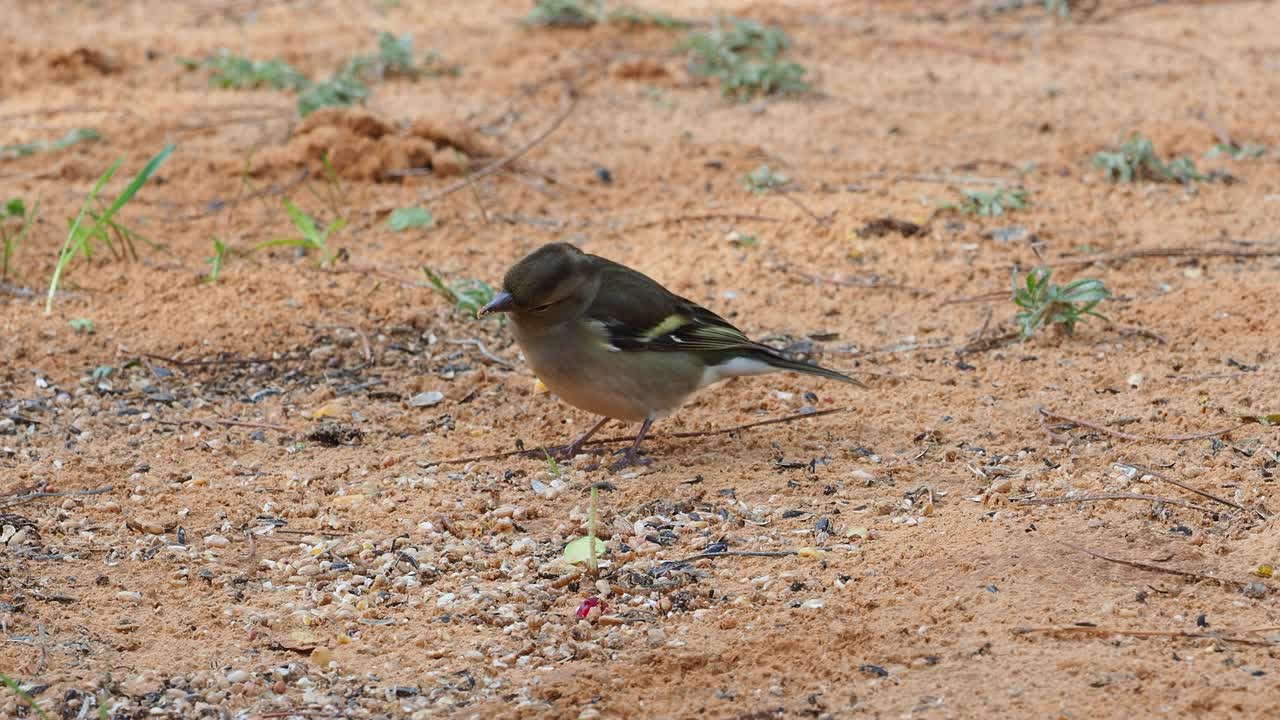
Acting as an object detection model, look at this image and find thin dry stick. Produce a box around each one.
[156,418,291,431]
[824,338,952,358]
[943,290,1014,305]
[614,213,784,234]
[774,264,934,295]
[1016,625,1278,647]
[771,187,826,223]
[1038,407,1245,443]
[1065,543,1260,591]
[957,329,1021,356]
[312,323,373,365]
[873,38,1022,64]
[1117,462,1263,518]
[669,549,799,563]
[445,338,514,369]
[855,171,1017,186]
[143,352,305,367]
[0,485,113,508]
[1043,246,1280,269]
[1016,493,1218,515]
[321,264,421,287]
[425,407,849,465]
[419,86,577,205]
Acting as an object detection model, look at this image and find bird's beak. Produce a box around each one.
[478,291,516,316]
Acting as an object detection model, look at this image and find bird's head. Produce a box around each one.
[479,242,597,325]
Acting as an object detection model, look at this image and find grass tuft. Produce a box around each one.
[1093,133,1202,183]
[683,17,808,100]
[46,144,174,315]
[948,187,1030,217]
[190,51,309,90]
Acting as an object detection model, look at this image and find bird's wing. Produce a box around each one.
[584,259,768,354]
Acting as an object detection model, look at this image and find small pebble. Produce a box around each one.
[409,391,445,408]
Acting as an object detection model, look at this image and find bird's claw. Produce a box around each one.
[608,449,652,472]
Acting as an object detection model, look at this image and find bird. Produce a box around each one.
[478,242,864,470]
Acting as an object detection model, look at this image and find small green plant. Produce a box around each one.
[47,144,174,314]
[543,448,563,477]
[69,317,94,334]
[191,33,457,117]
[255,200,344,265]
[205,236,228,282]
[2,196,39,280]
[388,206,435,231]
[683,17,808,100]
[526,0,602,26]
[364,32,459,79]
[0,128,101,160]
[1093,133,1202,183]
[949,186,1030,217]
[743,164,789,193]
[190,51,309,90]
[296,71,369,117]
[1045,0,1072,18]
[1207,142,1267,160]
[1012,267,1109,339]
[608,5,690,28]
[562,484,605,574]
[421,266,498,320]
[0,672,50,720]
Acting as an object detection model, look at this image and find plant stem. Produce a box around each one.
[587,486,598,577]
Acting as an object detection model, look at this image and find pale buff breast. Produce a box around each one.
[511,318,707,422]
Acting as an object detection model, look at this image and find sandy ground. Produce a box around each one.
[3,0,1280,718]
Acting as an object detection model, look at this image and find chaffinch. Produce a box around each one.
[480,242,862,470]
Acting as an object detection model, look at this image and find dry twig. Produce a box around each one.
[1116,462,1265,518]
[1015,493,1218,516]
[425,407,849,465]
[669,549,800,563]
[143,352,305,367]
[1038,407,1245,443]
[418,86,577,206]
[1015,625,1278,647]
[1065,543,1262,591]
[1,485,113,508]
[445,338,514,369]
[1043,246,1280,269]
[772,263,934,295]
[156,418,291,432]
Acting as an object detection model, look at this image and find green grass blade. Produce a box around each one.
[2,195,40,278]
[97,143,175,223]
[0,672,50,720]
[46,145,174,313]
[46,159,123,314]
[282,199,320,242]
[253,237,311,251]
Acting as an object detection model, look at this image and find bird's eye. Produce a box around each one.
[530,301,555,312]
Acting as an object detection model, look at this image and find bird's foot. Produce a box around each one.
[608,448,652,472]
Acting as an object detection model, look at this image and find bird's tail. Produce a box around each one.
[749,348,867,388]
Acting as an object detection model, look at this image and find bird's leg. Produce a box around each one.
[542,416,612,461]
[609,417,655,471]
